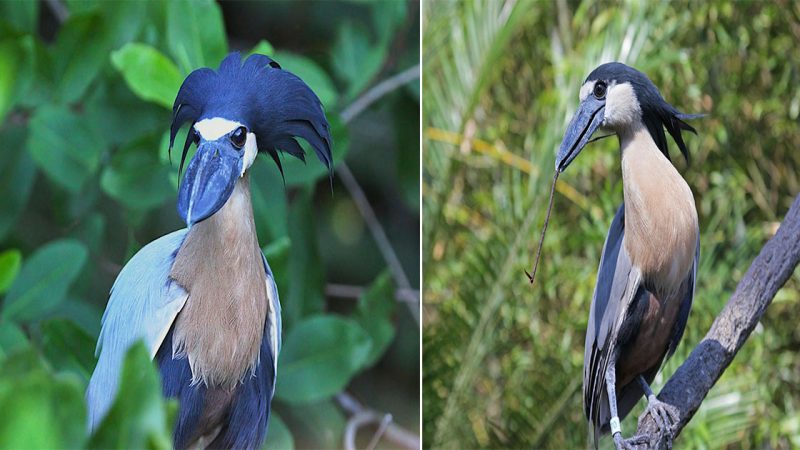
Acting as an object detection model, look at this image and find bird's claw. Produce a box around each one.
[626,395,677,449]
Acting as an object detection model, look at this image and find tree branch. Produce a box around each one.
[336,64,422,325]
[625,194,800,449]
[336,392,420,450]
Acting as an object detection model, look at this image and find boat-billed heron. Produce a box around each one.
[86,52,332,448]
[555,62,700,448]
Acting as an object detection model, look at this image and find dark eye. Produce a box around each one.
[593,81,607,99]
[191,128,200,145]
[230,126,247,149]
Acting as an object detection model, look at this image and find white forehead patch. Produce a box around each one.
[604,82,642,128]
[579,80,595,101]
[194,117,243,141]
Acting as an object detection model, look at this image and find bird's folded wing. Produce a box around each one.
[260,251,282,387]
[583,205,641,434]
[86,229,190,430]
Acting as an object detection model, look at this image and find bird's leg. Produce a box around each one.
[624,376,677,449]
[605,365,626,450]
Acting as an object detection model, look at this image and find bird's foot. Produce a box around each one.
[624,395,677,449]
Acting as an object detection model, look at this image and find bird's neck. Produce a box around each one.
[170,173,268,388]
[619,125,698,294]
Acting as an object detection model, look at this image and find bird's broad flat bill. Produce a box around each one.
[555,96,605,172]
[177,140,243,226]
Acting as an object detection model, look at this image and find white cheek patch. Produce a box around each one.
[579,80,595,101]
[604,82,642,128]
[194,117,243,141]
[241,132,258,177]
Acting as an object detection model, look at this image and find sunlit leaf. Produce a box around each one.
[0,249,21,295]
[166,0,227,72]
[111,43,182,109]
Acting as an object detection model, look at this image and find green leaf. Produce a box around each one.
[355,271,396,367]
[88,342,173,449]
[273,51,337,108]
[0,126,35,240]
[280,399,345,449]
[251,158,289,241]
[263,412,294,450]
[0,350,87,449]
[2,239,88,323]
[101,134,174,210]
[0,40,19,123]
[0,321,28,360]
[40,318,97,380]
[284,189,325,328]
[330,21,387,100]
[27,105,105,193]
[276,315,372,404]
[249,40,275,58]
[0,250,21,295]
[166,0,227,72]
[0,1,39,34]
[53,3,146,102]
[111,43,182,109]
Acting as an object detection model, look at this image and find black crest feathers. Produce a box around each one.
[587,62,702,163]
[169,52,333,180]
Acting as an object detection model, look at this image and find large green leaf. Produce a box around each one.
[101,134,173,211]
[27,105,105,194]
[0,39,19,124]
[53,2,146,102]
[0,249,21,295]
[251,158,289,241]
[0,126,35,240]
[2,239,88,323]
[280,400,346,449]
[87,342,173,449]
[0,350,87,449]
[111,43,182,109]
[0,321,28,360]
[0,1,39,34]
[263,412,294,450]
[331,21,387,100]
[283,189,325,328]
[166,0,227,72]
[276,315,372,404]
[40,318,97,380]
[355,271,396,367]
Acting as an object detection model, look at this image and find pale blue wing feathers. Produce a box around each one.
[261,251,282,391]
[86,229,189,429]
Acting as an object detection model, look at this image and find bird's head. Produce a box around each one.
[170,52,332,226]
[555,62,701,172]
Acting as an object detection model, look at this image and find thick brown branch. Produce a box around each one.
[626,194,800,449]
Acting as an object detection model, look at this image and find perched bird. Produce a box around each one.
[554,62,700,449]
[86,52,332,449]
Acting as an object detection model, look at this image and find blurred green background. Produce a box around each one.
[0,0,419,449]
[423,1,799,449]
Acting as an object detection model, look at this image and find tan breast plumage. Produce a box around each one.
[170,174,268,388]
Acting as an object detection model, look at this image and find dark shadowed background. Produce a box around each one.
[0,1,419,448]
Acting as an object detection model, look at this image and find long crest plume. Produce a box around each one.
[169,52,333,182]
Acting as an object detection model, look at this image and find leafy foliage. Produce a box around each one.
[423,1,800,448]
[0,1,418,448]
